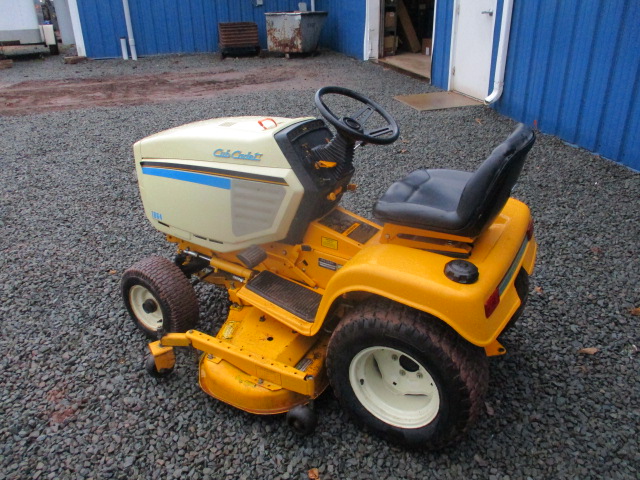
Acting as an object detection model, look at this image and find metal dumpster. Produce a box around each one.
[265,11,328,54]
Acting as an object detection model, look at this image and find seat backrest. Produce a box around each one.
[456,124,535,237]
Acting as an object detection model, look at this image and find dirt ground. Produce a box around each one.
[0,64,336,115]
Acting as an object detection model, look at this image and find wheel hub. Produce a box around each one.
[349,346,440,429]
[142,299,158,314]
[342,117,363,131]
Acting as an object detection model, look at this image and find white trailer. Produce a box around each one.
[0,0,58,54]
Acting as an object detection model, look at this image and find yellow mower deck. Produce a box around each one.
[149,307,329,414]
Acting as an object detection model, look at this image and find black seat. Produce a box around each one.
[374,124,535,238]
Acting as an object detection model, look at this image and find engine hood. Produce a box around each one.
[136,116,312,168]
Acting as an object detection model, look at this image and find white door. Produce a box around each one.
[450,0,497,100]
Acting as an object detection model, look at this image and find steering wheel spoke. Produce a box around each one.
[352,106,375,125]
[366,126,393,138]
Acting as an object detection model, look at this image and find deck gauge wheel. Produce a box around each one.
[145,354,174,378]
[286,404,318,436]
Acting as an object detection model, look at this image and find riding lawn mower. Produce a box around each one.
[121,86,537,449]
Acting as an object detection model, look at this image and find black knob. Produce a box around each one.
[444,260,479,284]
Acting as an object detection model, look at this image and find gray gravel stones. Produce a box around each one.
[1,51,638,479]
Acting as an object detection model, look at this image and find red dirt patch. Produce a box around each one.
[0,66,333,115]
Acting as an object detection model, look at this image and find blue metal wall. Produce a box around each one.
[77,0,364,60]
[495,0,640,170]
[77,0,128,58]
[315,0,365,59]
[431,0,454,89]
[431,0,640,170]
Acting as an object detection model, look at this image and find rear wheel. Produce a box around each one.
[121,256,199,338]
[326,299,488,449]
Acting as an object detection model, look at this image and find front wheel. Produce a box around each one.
[326,299,488,449]
[121,256,199,338]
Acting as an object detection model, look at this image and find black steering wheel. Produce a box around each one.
[314,86,400,145]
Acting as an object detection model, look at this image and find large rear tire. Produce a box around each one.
[326,298,488,449]
[121,256,199,338]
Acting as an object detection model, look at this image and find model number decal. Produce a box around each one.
[214,149,263,161]
[319,258,341,271]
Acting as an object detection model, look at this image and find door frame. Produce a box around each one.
[364,0,380,60]
[447,0,497,99]
[364,0,437,80]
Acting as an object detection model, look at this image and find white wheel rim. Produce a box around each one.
[349,346,440,429]
[129,285,163,331]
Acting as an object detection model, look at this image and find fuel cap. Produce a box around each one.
[444,260,479,284]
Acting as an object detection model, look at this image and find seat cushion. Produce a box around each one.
[373,124,535,238]
[374,169,472,232]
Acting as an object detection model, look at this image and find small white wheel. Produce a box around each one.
[129,285,163,331]
[349,347,440,429]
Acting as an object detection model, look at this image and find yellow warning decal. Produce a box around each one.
[321,237,338,249]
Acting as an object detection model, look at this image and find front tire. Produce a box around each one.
[121,256,199,338]
[326,299,488,449]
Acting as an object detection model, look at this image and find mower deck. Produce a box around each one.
[149,305,329,414]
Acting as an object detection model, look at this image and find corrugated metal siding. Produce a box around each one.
[431,0,454,89]
[78,0,309,59]
[496,0,640,170]
[315,0,365,59]
[77,0,127,58]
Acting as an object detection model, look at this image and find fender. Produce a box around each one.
[314,208,535,348]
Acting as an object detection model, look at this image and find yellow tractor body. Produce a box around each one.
[123,87,538,449]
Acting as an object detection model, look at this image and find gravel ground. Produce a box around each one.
[1,51,638,480]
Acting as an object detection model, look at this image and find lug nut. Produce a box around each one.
[391,354,398,361]
[399,370,406,376]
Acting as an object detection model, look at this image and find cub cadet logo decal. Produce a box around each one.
[214,149,263,161]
